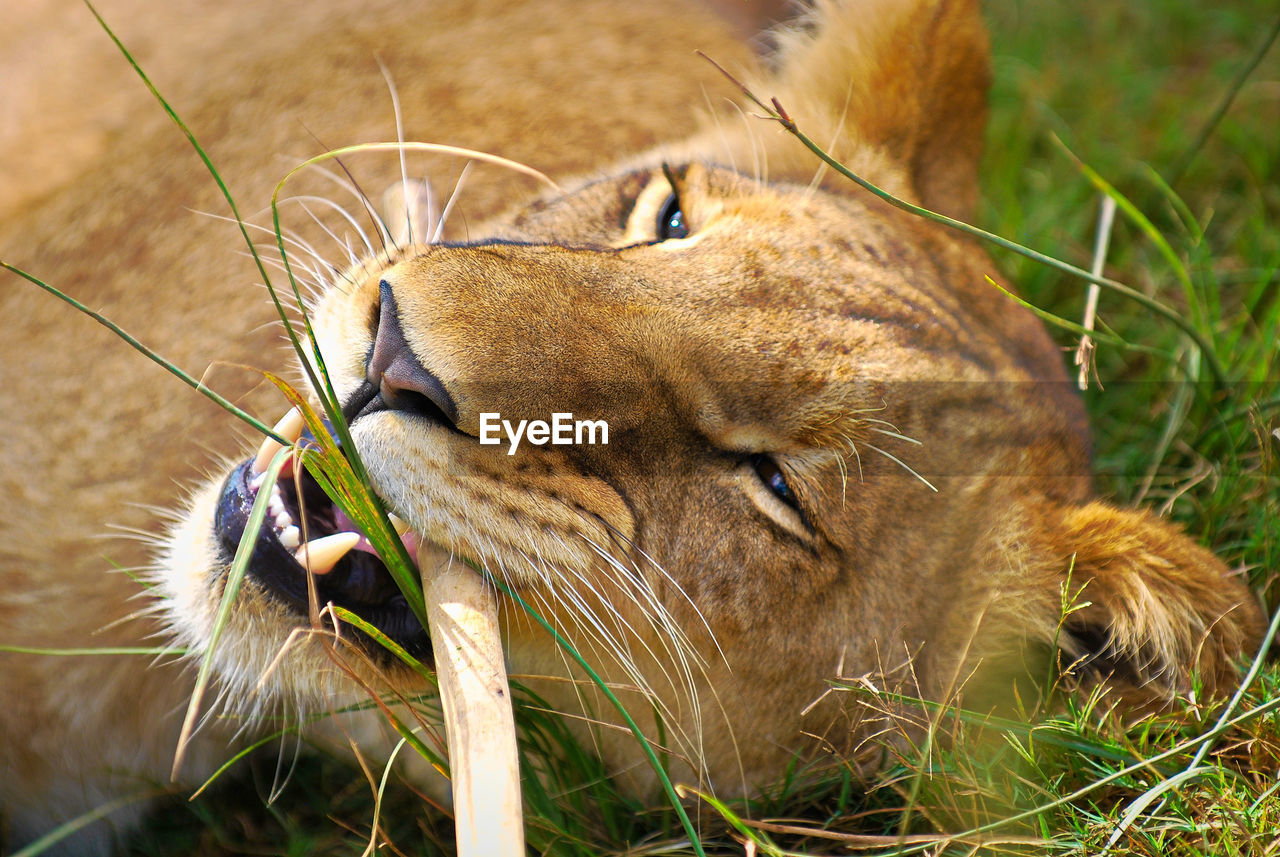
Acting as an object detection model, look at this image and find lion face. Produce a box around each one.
[156,0,1260,796]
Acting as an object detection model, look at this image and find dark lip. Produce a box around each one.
[213,457,432,660]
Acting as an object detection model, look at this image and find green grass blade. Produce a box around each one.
[1099,765,1212,853]
[81,0,281,342]
[846,693,1280,857]
[1052,135,1202,330]
[299,446,427,628]
[1141,163,1203,247]
[259,375,427,630]
[984,275,1167,358]
[831,683,1158,771]
[171,446,291,779]
[1181,580,1280,773]
[326,605,436,685]
[261,144,559,635]
[189,695,429,798]
[679,786,781,855]
[191,730,300,800]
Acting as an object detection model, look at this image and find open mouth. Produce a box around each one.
[213,417,431,660]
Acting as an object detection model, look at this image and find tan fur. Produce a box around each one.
[0,0,1263,852]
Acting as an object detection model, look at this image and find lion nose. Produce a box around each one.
[365,279,458,424]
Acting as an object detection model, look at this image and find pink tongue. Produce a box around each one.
[332,507,421,562]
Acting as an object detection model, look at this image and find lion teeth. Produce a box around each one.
[294,532,361,575]
[387,513,411,535]
[276,406,307,442]
[279,526,301,550]
[252,444,282,476]
[252,407,306,475]
[266,488,286,520]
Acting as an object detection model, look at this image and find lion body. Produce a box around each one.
[0,0,1261,852]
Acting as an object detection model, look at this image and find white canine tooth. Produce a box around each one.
[279,526,300,550]
[252,439,285,477]
[387,513,411,535]
[294,532,361,575]
[275,407,307,443]
[251,407,307,475]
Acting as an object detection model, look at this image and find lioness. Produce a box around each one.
[0,0,1263,853]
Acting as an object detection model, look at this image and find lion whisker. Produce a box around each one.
[866,425,923,446]
[560,545,693,712]
[514,546,683,738]
[376,59,415,247]
[432,161,474,244]
[577,534,704,665]
[858,415,914,433]
[525,586,618,766]
[524,551,635,677]
[278,193,378,262]
[304,163,394,254]
[576,535,711,734]
[245,250,324,299]
[265,711,307,803]
[701,91,740,177]
[726,96,764,186]
[282,200,363,279]
[197,208,334,279]
[592,521,727,667]
[547,537,712,766]
[863,442,938,492]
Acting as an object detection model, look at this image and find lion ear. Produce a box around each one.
[754,0,990,221]
[1001,499,1264,701]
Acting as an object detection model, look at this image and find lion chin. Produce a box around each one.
[0,0,1263,853]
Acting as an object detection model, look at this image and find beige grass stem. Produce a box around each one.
[420,548,525,857]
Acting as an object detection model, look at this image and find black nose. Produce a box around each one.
[354,280,457,424]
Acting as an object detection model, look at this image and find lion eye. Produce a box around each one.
[750,454,799,511]
[656,192,689,240]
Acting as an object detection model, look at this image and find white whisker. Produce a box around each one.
[802,84,854,202]
[196,209,329,274]
[578,544,706,752]
[305,164,394,253]
[702,89,739,176]
[864,443,938,492]
[726,98,763,186]
[597,525,726,667]
[280,194,377,260]
[577,534,707,689]
[867,426,923,446]
[376,59,413,247]
[544,534,708,762]
[285,199,362,277]
[432,161,474,244]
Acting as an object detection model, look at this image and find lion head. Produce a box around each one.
[149,0,1263,795]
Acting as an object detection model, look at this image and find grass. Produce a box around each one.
[12,0,1278,854]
